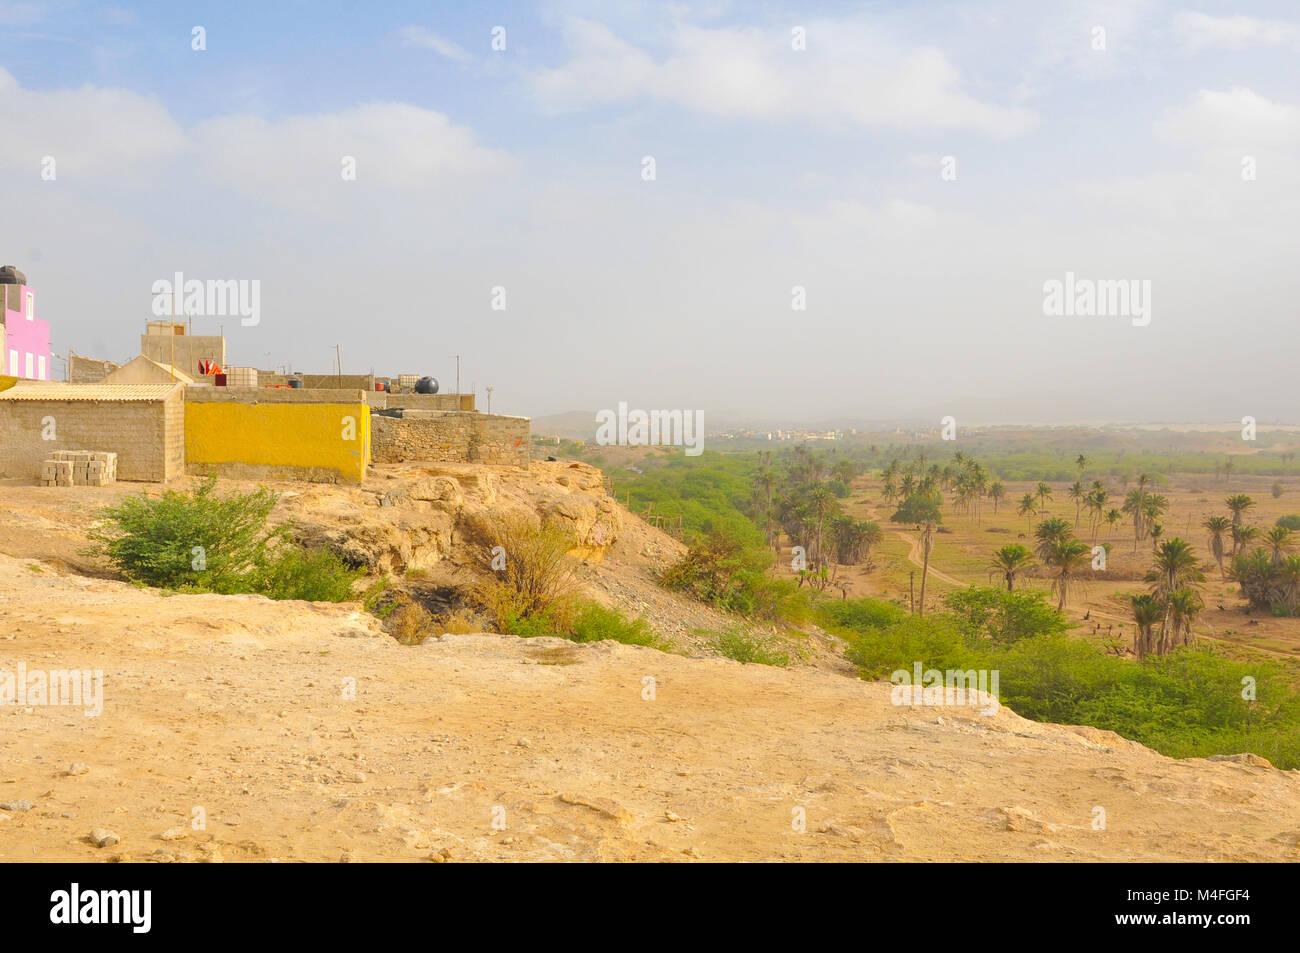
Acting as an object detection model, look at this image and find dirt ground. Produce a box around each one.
[2,552,1299,862]
[3,465,1299,863]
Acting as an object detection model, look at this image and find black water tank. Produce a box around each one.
[415,376,439,394]
[288,378,303,389]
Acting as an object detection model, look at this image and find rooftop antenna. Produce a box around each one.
[169,292,176,382]
[485,385,494,415]
[448,354,461,395]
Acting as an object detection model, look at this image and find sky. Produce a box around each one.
[0,0,1297,425]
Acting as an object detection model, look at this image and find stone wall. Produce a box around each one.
[371,411,529,468]
[0,391,183,482]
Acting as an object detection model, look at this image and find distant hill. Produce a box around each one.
[531,410,598,441]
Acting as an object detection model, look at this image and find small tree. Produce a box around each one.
[90,476,278,590]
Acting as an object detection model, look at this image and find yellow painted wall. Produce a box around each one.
[185,401,370,483]
[0,375,17,392]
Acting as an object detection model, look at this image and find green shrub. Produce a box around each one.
[710,626,790,666]
[662,528,810,624]
[944,587,1070,644]
[569,602,664,648]
[253,546,362,602]
[838,609,1300,768]
[816,597,907,633]
[90,476,277,590]
[1277,514,1300,531]
[504,599,666,649]
[89,476,359,602]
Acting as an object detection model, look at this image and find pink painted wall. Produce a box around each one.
[2,285,52,380]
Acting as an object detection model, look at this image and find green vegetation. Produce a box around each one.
[504,599,666,649]
[708,625,790,666]
[466,512,665,649]
[826,587,1300,768]
[661,528,811,622]
[89,476,359,601]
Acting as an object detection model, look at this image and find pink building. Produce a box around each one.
[0,267,51,381]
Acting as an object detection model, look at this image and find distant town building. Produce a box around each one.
[0,266,51,381]
[140,321,225,378]
[104,355,196,386]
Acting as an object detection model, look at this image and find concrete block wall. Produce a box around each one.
[362,392,475,412]
[370,411,529,468]
[0,395,182,482]
[70,355,120,384]
[140,334,225,374]
[256,372,375,391]
[184,387,370,483]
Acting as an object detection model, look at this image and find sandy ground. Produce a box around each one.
[2,553,1298,862]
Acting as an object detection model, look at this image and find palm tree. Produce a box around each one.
[1203,515,1231,574]
[1275,555,1300,616]
[1161,589,1204,654]
[1131,594,1163,659]
[1104,508,1122,539]
[1076,454,1089,478]
[1231,523,1260,557]
[1040,537,1091,610]
[1146,538,1205,604]
[1017,493,1038,531]
[1035,481,1053,513]
[989,481,1005,515]
[914,499,942,617]
[1144,538,1206,654]
[806,482,838,570]
[1228,547,1275,611]
[1067,480,1085,526]
[989,543,1036,591]
[1264,526,1294,565]
[1122,487,1146,552]
[1225,493,1255,526]
[1033,518,1073,563]
[1142,494,1169,532]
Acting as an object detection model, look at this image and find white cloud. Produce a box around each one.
[1156,87,1300,151]
[530,17,1035,136]
[192,103,514,212]
[398,25,472,64]
[1174,11,1300,51]
[0,66,188,177]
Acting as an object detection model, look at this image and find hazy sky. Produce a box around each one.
[1,1,1297,424]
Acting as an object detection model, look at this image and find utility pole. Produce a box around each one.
[485,385,494,415]
[335,344,342,387]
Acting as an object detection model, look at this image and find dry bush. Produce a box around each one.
[386,603,433,645]
[465,511,581,631]
[435,608,487,635]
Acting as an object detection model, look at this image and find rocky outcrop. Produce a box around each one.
[283,461,621,575]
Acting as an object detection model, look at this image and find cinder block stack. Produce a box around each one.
[40,450,118,487]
